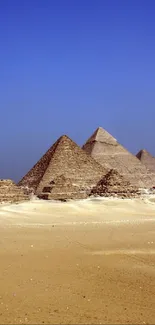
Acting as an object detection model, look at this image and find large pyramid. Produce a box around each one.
[90,169,139,198]
[82,127,155,188]
[18,135,108,200]
[136,149,155,173]
[0,180,29,203]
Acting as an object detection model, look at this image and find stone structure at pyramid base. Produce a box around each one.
[90,170,140,199]
[38,175,90,200]
[0,180,29,203]
[38,171,141,200]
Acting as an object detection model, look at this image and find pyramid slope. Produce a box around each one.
[18,137,61,192]
[136,149,155,173]
[82,127,155,188]
[91,170,139,198]
[0,179,29,203]
[19,135,108,199]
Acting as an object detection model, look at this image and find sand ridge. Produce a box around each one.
[0,197,155,324]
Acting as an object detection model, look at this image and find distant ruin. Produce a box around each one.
[136,149,155,174]
[0,180,29,203]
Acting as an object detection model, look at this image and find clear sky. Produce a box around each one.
[0,0,155,181]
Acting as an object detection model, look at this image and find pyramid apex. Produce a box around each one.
[58,134,70,140]
[136,148,155,173]
[83,126,117,145]
[136,149,151,159]
[56,134,73,144]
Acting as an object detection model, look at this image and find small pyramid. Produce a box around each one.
[18,135,108,200]
[90,169,139,198]
[40,175,86,200]
[0,179,29,203]
[82,127,155,188]
[136,149,155,173]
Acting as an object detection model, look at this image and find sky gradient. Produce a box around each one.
[0,0,155,181]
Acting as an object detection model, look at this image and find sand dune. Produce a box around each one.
[0,197,155,324]
[0,196,155,227]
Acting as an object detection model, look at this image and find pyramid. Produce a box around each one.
[136,149,155,173]
[40,175,88,200]
[18,135,108,200]
[0,179,29,203]
[82,127,155,188]
[90,169,139,198]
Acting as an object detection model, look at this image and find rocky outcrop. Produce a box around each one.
[18,135,108,200]
[90,170,140,198]
[82,127,155,188]
[0,180,29,203]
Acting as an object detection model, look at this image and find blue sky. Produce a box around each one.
[0,0,155,181]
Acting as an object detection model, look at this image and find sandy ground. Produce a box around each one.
[0,197,155,324]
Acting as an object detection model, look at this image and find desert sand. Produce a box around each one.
[0,197,155,324]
